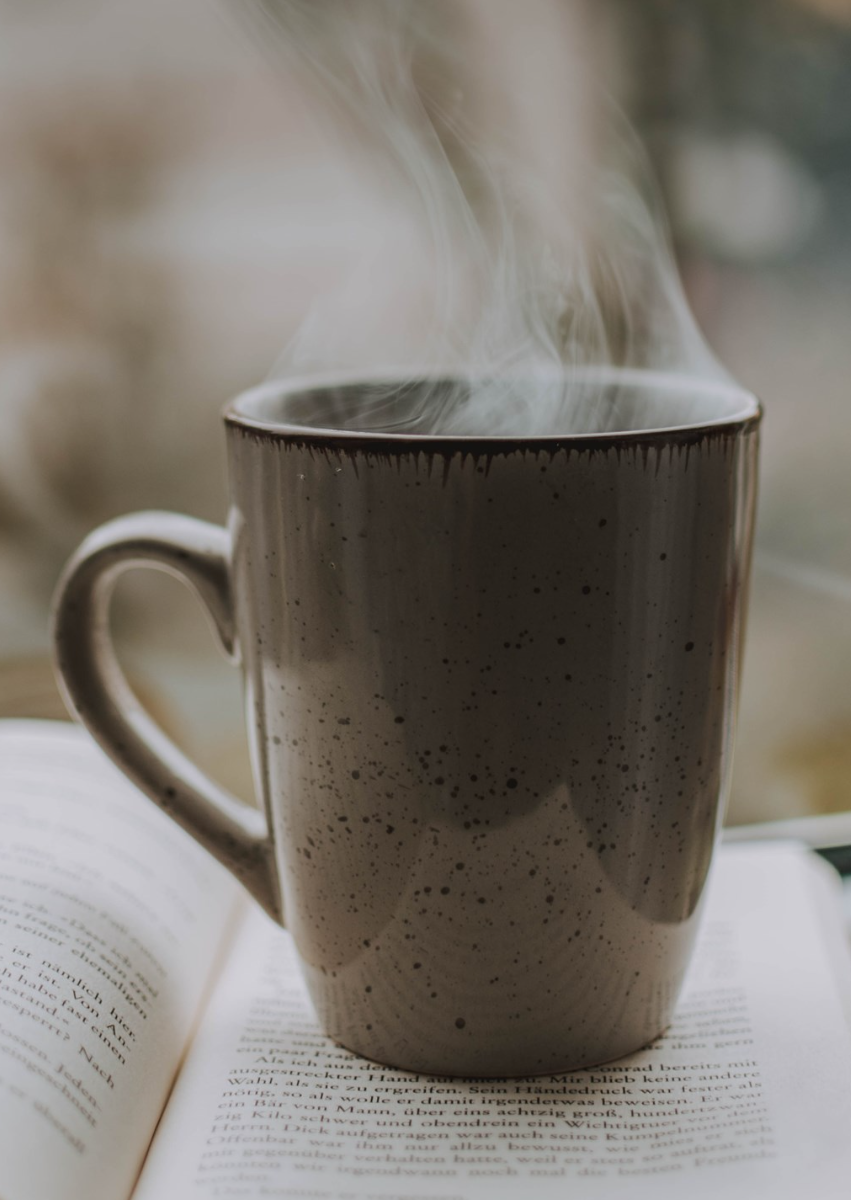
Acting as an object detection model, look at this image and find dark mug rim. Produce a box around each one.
[224,367,761,448]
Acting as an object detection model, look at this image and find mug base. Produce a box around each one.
[322,1019,671,1079]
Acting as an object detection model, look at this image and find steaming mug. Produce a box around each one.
[52,370,760,1076]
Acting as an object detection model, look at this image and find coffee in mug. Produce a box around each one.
[53,369,760,1076]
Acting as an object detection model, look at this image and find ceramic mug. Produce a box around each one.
[52,370,760,1076]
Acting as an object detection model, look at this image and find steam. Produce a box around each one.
[244,0,729,435]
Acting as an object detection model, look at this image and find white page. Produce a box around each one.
[0,722,242,1200]
[134,842,851,1200]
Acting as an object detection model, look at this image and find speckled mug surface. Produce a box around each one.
[53,370,760,1077]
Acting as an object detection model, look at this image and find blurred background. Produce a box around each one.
[1,0,850,825]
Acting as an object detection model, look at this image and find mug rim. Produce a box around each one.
[224,367,761,444]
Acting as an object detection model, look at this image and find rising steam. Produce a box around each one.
[242,0,730,435]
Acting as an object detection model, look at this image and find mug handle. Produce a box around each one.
[51,511,283,924]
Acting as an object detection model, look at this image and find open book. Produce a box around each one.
[2,720,851,1200]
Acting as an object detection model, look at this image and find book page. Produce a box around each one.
[0,722,242,1200]
[134,842,851,1200]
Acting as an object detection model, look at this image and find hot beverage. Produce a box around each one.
[53,369,760,1075]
